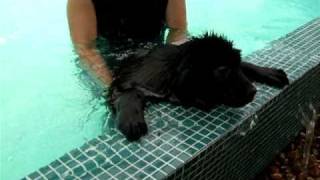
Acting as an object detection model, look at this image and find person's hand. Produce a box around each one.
[76,43,113,89]
[92,62,113,88]
[166,28,188,45]
[171,38,189,45]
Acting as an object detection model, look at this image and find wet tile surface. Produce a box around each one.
[25,18,320,180]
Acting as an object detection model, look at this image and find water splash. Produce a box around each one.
[238,114,259,136]
[250,114,258,130]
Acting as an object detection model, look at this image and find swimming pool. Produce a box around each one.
[0,0,319,179]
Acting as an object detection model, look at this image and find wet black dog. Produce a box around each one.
[107,33,289,141]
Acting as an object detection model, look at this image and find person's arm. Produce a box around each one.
[166,0,188,45]
[67,0,112,88]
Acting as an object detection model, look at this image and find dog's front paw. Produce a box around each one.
[116,112,148,141]
[261,68,289,88]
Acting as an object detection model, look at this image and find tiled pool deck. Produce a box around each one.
[24,18,320,180]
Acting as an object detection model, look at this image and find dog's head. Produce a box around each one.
[179,33,256,107]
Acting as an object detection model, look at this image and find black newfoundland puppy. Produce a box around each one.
[107,33,289,141]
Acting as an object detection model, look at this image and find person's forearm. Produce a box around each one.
[75,45,113,88]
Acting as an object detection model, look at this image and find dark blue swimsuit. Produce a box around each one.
[92,0,168,46]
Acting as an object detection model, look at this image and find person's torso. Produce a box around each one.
[92,0,168,47]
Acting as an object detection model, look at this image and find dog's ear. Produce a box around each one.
[213,66,232,81]
[175,67,192,87]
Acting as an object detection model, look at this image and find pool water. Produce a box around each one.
[0,0,319,179]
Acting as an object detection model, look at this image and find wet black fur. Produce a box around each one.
[107,32,289,141]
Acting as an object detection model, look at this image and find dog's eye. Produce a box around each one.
[213,66,231,79]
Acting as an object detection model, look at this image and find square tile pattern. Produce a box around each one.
[24,18,320,180]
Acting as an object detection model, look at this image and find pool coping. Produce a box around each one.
[23,17,320,180]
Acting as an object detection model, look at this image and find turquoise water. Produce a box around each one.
[0,0,319,179]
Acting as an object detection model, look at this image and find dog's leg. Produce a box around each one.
[241,62,289,88]
[113,89,147,141]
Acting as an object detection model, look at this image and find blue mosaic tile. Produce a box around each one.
[97,172,112,180]
[91,168,103,176]
[133,171,148,179]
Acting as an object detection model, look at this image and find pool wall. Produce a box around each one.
[24,18,320,180]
